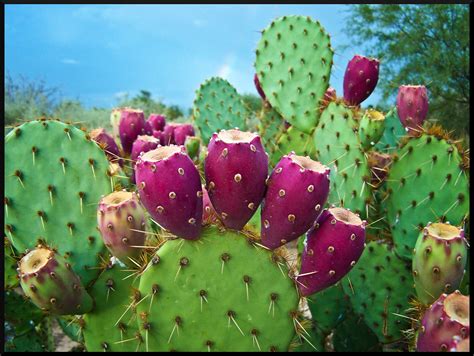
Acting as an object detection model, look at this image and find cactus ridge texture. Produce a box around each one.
[136,225,299,352]
[412,222,468,304]
[82,263,145,352]
[385,131,469,259]
[255,15,333,134]
[341,241,415,343]
[5,120,112,285]
[193,77,249,144]
[313,101,372,219]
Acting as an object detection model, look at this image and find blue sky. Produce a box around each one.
[5,4,382,111]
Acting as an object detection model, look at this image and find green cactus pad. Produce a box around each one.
[375,108,405,153]
[290,321,325,352]
[4,238,19,290]
[313,102,372,219]
[83,264,145,352]
[255,15,333,133]
[270,126,316,168]
[193,77,249,144]
[307,283,350,334]
[5,120,112,286]
[385,133,469,259]
[341,241,415,344]
[257,105,285,162]
[332,312,382,352]
[137,225,299,352]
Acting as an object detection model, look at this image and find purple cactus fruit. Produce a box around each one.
[396,85,429,135]
[417,291,470,352]
[97,191,147,266]
[152,130,165,145]
[343,55,379,106]
[297,207,367,296]
[145,114,166,134]
[173,124,195,146]
[205,129,268,230]
[18,246,94,315]
[90,128,123,167]
[119,109,146,155]
[202,185,218,225]
[260,154,330,250]
[254,73,266,101]
[131,135,161,162]
[163,124,178,145]
[135,146,203,240]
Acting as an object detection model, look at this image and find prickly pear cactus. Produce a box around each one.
[83,263,145,352]
[136,225,299,351]
[341,241,415,344]
[255,15,333,133]
[307,283,350,334]
[375,108,405,153]
[385,130,470,259]
[193,77,249,144]
[313,102,372,219]
[4,120,113,285]
[332,312,382,352]
[270,126,316,168]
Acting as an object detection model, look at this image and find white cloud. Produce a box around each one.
[61,58,79,65]
[114,91,128,99]
[217,64,232,79]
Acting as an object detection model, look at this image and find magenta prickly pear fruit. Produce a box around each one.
[90,128,123,167]
[173,124,195,145]
[162,124,178,145]
[417,291,470,352]
[343,55,379,106]
[18,246,94,315]
[135,146,203,239]
[396,85,429,134]
[97,190,147,266]
[152,130,165,145]
[254,73,266,101]
[260,154,330,250]
[202,185,218,224]
[205,129,268,230]
[145,113,166,134]
[119,109,146,155]
[298,207,366,296]
[412,222,468,305]
[130,135,161,162]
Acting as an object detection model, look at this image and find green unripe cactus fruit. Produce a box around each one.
[18,246,94,315]
[359,109,385,150]
[255,15,333,133]
[184,136,201,160]
[412,222,468,304]
[193,77,249,144]
[375,107,405,153]
[136,225,299,352]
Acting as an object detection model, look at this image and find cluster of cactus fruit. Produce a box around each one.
[4,14,470,352]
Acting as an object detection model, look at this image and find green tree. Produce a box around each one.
[344,4,469,138]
